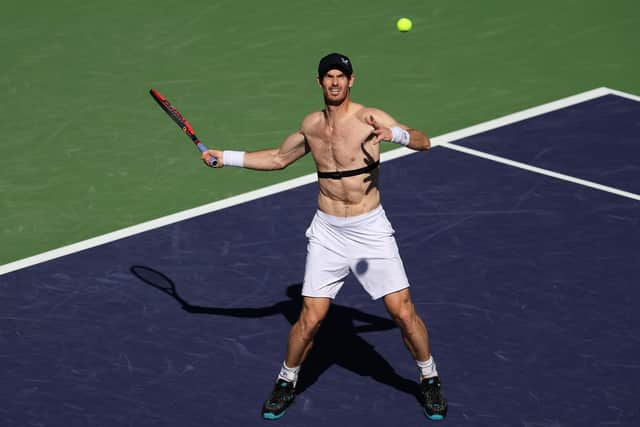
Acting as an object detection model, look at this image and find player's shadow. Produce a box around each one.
[130,265,420,402]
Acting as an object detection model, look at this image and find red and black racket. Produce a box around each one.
[149,89,217,166]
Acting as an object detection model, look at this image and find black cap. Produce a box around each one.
[318,53,353,78]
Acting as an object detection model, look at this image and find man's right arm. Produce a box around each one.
[201,130,310,170]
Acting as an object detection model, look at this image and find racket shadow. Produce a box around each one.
[129,265,421,402]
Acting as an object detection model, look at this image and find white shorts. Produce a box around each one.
[302,205,410,300]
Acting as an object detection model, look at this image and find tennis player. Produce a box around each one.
[201,53,448,421]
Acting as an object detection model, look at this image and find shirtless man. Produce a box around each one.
[201,53,448,421]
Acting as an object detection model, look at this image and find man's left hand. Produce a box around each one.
[366,115,392,144]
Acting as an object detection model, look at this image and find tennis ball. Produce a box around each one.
[396,17,412,32]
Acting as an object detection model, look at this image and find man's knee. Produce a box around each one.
[298,311,323,338]
[296,298,330,340]
[385,291,418,330]
[390,300,417,330]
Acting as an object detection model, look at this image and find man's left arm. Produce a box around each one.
[364,108,431,151]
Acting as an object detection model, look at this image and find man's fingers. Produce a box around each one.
[368,127,386,144]
[201,152,216,167]
[371,133,383,144]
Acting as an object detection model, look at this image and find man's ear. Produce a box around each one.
[348,75,355,88]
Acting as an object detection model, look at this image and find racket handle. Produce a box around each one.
[196,142,218,167]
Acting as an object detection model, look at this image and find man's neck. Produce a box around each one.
[324,98,351,128]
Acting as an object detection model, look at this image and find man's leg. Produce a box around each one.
[383,288,448,421]
[262,296,331,420]
[285,296,332,367]
[383,288,430,361]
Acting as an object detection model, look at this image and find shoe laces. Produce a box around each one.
[270,380,294,402]
[421,378,442,402]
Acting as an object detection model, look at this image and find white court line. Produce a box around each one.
[606,87,640,103]
[438,141,640,201]
[0,86,637,276]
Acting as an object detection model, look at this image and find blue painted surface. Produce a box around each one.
[1,95,639,426]
[455,95,640,194]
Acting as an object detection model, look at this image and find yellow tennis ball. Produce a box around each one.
[396,17,413,32]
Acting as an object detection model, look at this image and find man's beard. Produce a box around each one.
[324,89,349,106]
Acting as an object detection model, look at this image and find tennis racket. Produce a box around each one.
[149,89,217,166]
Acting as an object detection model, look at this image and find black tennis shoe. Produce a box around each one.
[420,376,448,421]
[261,379,296,420]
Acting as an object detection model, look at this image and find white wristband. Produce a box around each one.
[222,150,245,167]
[390,126,410,146]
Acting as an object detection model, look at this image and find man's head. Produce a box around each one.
[317,53,353,78]
[317,52,354,106]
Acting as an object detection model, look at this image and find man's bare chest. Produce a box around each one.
[307,122,377,168]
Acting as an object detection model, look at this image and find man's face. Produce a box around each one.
[318,69,354,106]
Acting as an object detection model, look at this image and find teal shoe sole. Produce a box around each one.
[262,411,286,420]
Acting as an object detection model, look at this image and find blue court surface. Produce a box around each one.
[1,90,639,426]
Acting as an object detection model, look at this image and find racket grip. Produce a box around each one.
[196,142,218,167]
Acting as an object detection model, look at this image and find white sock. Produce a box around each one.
[277,361,300,386]
[417,355,438,380]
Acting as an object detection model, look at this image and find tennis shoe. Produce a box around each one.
[261,379,296,420]
[420,376,448,421]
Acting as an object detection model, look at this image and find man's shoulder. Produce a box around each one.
[300,111,324,132]
[302,111,324,123]
[356,106,397,126]
[356,105,388,118]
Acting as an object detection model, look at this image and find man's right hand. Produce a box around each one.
[201,149,223,168]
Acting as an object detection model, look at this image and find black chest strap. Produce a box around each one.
[317,160,380,180]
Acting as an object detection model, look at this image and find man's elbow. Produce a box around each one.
[272,156,290,170]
